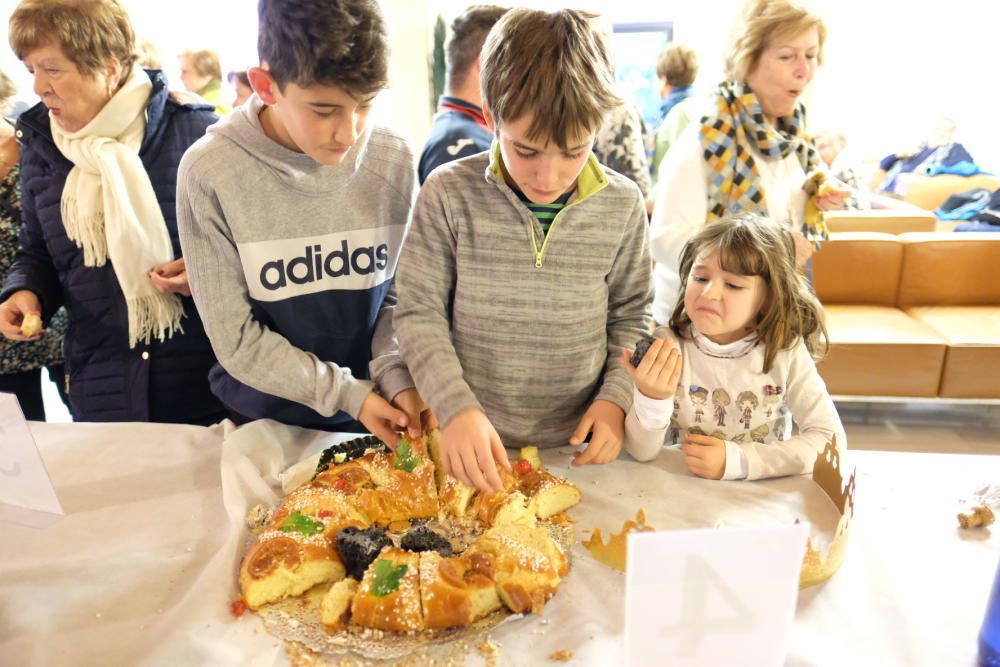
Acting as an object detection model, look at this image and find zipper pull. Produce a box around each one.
[535,254,543,268]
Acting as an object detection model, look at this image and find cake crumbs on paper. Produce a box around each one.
[476,639,499,667]
[549,649,573,661]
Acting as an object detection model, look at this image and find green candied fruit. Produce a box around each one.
[278,510,324,536]
[393,440,421,473]
[371,558,408,597]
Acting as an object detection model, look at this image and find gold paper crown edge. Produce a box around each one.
[800,436,855,588]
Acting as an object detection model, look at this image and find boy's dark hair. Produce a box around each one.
[480,8,620,150]
[669,213,829,373]
[446,5,508,91]
[257,0,388,94]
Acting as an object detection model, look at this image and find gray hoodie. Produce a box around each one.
[176,96,414,427]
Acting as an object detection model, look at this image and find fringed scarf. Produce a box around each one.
[50,65,183,348]
[699,81,827,242]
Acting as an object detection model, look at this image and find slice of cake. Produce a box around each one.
[320,577,359,631]
[472,523,568,615]
[239,531,346,610]
[519,469,581,519]
[419,550,501,629]
[350,547,423,631]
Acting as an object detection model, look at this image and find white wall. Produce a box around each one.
[3,1,997,170]
[419,0,1000,171]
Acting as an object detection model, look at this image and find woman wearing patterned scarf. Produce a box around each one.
[648,0,850,324]
[0,0,225,425]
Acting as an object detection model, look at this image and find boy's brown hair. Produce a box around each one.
[656,44,698,88]
[257,0,388,94]
[9,0,137,77]
[480,8,620,149]
[669,214,829,373]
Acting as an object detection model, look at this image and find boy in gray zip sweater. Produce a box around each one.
[395,9,665,493]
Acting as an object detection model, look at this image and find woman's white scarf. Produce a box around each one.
[50,65,183,348]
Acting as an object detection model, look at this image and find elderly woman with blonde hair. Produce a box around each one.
[0,0,225,424]
[649,0,850,323]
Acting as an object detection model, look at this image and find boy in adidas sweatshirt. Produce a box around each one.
[395,9,661,493]
[176,0,422,442]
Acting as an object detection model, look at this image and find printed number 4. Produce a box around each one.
[658,554,758,657]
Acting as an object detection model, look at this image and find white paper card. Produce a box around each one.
[625,523,809,667]
[0,392,64,523]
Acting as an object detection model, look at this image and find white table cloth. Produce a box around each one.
[1,420,996,666]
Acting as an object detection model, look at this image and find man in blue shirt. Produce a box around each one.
[418,5,507,184]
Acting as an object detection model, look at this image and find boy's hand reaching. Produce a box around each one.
[358,391,410,449]
[682,434,726,480]
[619,337,683,400]
[570,399,624,466]
[391,388,430,439]
[441,408,510,493]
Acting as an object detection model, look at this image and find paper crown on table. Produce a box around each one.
[800,436,855,588]
[582,438,856,589]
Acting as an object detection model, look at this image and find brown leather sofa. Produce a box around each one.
[812,232,1000,398]
[824,210,937,234]
[871,171,1000,211]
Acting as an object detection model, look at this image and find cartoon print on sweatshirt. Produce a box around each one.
[732,432,747,443]
[710,429,726,440]
[712,388,731,427]
[737,390,758,430]
[762,384,783,419]
[751,422,770,442]
[690,385,709,424]
[668,384,684,444]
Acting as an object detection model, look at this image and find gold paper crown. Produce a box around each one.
[583,438,856,590]
[582,508,655,572]
[800,436,855,588]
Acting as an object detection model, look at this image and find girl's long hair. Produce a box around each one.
[669,213,828,373]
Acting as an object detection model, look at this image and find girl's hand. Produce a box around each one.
[682,434,726,479]
[619,338,683,400]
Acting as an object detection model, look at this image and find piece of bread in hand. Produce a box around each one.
[20,313,42,337]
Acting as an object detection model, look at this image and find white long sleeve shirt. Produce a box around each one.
[648,126,808,323]
[625,328,846,481]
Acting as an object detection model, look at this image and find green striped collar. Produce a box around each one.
[487,140,609,204]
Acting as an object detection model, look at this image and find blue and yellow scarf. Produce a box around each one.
[700,81,826,242]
